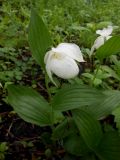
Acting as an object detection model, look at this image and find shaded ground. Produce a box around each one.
[0,100,66,160]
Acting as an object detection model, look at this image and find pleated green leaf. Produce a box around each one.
[82,90,120,119]
[96,36,120,60]
[63,133,90,156]
[52,118,77,140]
[52,84,105,111]
[97,132,120,160]
[73,110,103,150]
[112,107,120,134]
[28,9,52,68]
[7,85,52,126]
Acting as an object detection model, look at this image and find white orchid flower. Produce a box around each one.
[90,25,113,55]
[44,43,85,85]
[96,25,113,37]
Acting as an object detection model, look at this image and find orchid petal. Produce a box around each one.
[50,56,79,79]
[45,51,57,86]
[96,26,113,37]
[106,35,112,40]
[90,35,112,55]
[46,63,57,86]
[44,50,53,64]
[90,36,104,55]
[52,43,85,62]
[93,36,105,49]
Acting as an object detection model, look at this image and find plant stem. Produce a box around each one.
[92,65,101,86]
[45,74,55,126]
[45,73,52,101]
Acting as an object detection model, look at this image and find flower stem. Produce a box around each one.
[92,65,101,86]
[45,74,55,126]
[45,73,52,101]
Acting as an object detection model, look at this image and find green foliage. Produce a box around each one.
[73,110,103,150]
[0,47,33,84]
[52,118,77,140]
[110,55,120,79]
[28,9,52,68]
[96,132,120,160]
[63,133,90,156]
[96,36,120,60]
[7,85,52,126]
[112,107,120,133]
[0,0,30,48]
[0,142,8,160]
[52,84,105,111]
[82,90,120,119]
[82,65,120,87]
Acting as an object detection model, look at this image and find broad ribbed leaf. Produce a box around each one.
[7,85,52,126]
[112,107,120,133]
[73,110,103,149]
[82,90,120,119]
[28,9,52,68]
[97,132,120,160]
[52,84,105,111]
[63,133,90,156]
[52,118,77,140]
[96,36,120,60]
